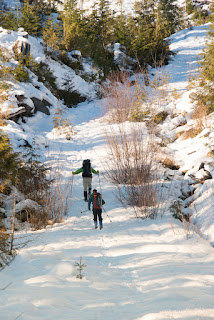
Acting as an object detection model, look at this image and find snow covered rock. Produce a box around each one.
[7,95,52,122]
[15,199,41,222]
[31,97,51,115]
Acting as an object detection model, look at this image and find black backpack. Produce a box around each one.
[82,159,92,177]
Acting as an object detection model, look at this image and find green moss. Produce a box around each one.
[154,111,169,124]
[129,108,150,122]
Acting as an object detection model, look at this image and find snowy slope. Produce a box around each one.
[1,0,186,13]
[159,24,214,245]
[0,23,214,320]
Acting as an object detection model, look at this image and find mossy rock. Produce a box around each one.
[154,111,169,124]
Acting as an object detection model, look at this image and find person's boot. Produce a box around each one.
[99,221,103,230]
[94,221,98,229]
[84,191,87,201]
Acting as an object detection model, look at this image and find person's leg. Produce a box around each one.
[83,178,87,200]
[88,177,92,196]
[93,209,98,228]
[98,209,103,229]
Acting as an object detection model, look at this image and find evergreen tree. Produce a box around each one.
[157,0,183,37]
[0,49,13,124]
[96,0,114,46]
[0,11,19,31]
[13,62,29,82]
[0,131,20,193]
[61,0,85,51]
[185,0,195,15]
[129,1,157,65]
[198,24,214,113]
[42,17,62,51]
[33,0,53,21]
[85,0,116,75]
[124,0,171,67]
[19,0,42,36]
[114,13,130,48]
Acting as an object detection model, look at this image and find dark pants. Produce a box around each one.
[93,208,102,222]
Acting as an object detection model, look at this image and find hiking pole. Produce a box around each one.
[103,207,112,223]
[98,173,112,223]
[98,173,103,195]
[70,174,74,198]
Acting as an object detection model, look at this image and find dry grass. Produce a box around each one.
[181,127,203,140]
[175,130,185,140]
[192,100,207,127]
[171,88,182,101]
[159,156,180,170]
[207,149,214,158]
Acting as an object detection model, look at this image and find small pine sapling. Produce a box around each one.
[74,256,87,279]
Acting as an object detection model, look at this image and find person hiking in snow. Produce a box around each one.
[72,159,99,201]
[88,189,105,229]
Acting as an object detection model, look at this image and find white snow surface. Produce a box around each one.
[0,24,214,320]
[1,0,187,14]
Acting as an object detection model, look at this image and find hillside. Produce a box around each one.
[0,18,214,320]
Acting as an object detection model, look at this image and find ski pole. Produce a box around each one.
[98,173,103,195]
[80,209,89,213]
[70,174,74,197]
[103,207,112,223]
[98,173,112,222]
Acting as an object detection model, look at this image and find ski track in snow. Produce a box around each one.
[0,25,214,319]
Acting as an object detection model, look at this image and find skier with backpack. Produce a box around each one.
[88,189,105,229]
[72,159,99,201]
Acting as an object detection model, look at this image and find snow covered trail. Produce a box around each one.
[1,199,214,319]
[1,24,214,319]
[1,112,214,320]
[164,24,210,92]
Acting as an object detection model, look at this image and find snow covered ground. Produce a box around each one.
[0,24,214,320]
[0,0,186,13]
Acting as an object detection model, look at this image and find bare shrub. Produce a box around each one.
[17,144,71,229]
[104,123,162,218]
[41,171,70,224]
[19,168,70,230]
[101,71,147,123]
[171,88,182,101]
[52,107,74,140]
[191,100,207,129]
[101,69,171,129]
[149,71,169,110]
